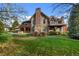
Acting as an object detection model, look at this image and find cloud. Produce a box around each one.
[26,16,31,20]
[57,16,61,18]
[17,14,31,23]
[64,13,68,16]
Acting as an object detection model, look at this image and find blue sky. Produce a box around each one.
[15,3,70,17]
[15,3,53,16]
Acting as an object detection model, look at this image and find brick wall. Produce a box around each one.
[35,8,42,32]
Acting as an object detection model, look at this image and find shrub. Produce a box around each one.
[0,32,13,43]
[61,32,68,36]
[56,31,61,35]
[40,32,47,36]
[48,31,61,35]
[49,31,56,35]
[70,34,79,39]
[12,33,32,37]
[32,32,47,36]
[32,32,40,36]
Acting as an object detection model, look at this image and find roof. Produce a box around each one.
[50,16,63,21]
[22,20,31,24]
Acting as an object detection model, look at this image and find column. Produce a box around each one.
[24,27,26,32]
[60,27,64,34]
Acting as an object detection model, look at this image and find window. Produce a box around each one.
[43,19,45,24]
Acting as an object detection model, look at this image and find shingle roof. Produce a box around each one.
[22,20,31,24]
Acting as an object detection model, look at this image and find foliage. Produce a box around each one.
[61,32,68,36]
[40,32,47,36]
[68,4,79,38]
[70,33,79,39]
[32,32,47,36]
[48,31,61,35]
[68,4,79,34]
[0,21,4,32]
[12,20,19,30]
[12,33,32,37]
[0,3,27,26]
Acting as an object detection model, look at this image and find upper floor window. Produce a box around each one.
[58,21,62,24]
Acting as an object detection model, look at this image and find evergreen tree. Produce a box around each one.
[68,4,79,35]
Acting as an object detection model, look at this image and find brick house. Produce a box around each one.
[19,8,67,35]
[19,20,31,33]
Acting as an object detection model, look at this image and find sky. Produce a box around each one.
[15,3,53,22]
[0,3,72,23]
[16,3,52,16]
[14,3,71,17]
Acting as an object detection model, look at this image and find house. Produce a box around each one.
[19,8,67,35]
[19,20,31,33]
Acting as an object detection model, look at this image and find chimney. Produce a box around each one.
[36,8,41,12]
[35,8,41,25]
[35,8,41,32]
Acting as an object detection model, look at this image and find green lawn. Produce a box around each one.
[0,35,79,56]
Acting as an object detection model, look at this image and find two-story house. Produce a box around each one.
[19,8,67,35]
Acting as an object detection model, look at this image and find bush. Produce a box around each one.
[70,34,79,39]
[12,33,32,37]
[32,32,47,36]
[48,31,61,35]
[61,32,68,36]
[32,32,40,36]
[40,32,47,36]
[49,31,56,35]
[0,32,13,43]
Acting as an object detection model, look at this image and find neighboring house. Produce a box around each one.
[19,8,67,34]
[19,21,31,33]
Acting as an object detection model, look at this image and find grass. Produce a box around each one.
[0,34,79,56]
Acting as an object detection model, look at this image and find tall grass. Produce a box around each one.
[13,36,79,56]
[0,32,13,44]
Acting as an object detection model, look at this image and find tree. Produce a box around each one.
[0,3,27,27]
[68,4,79,35]
[0,20,4,32]
[12,20,19,30]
